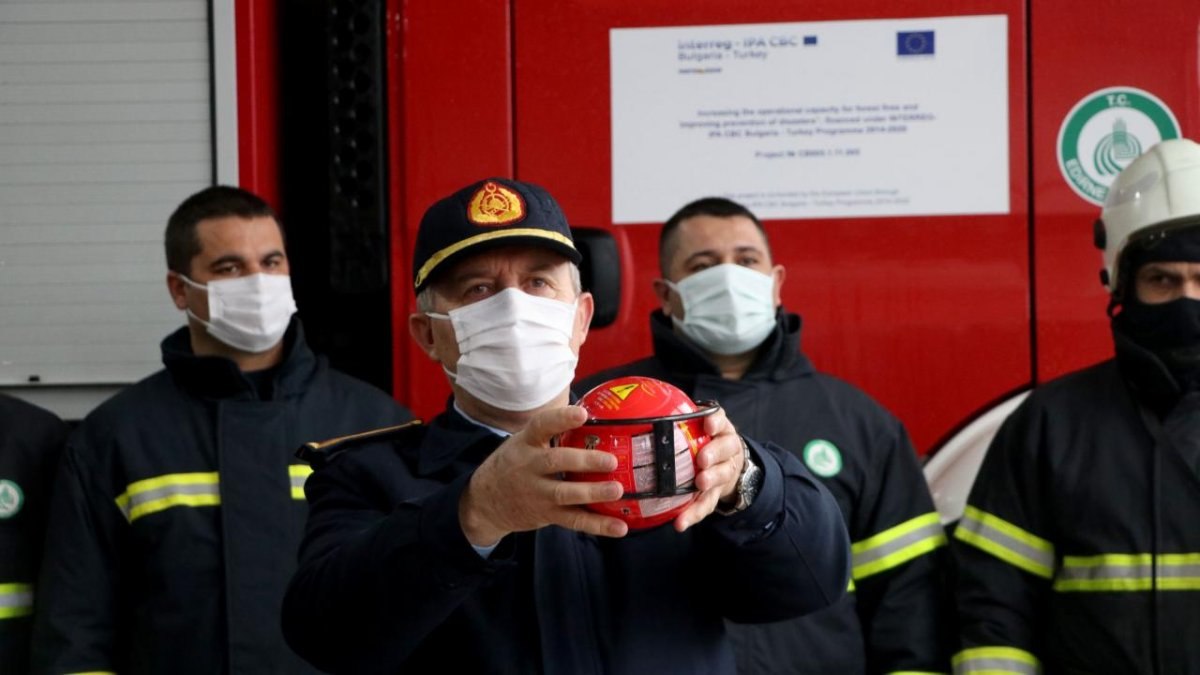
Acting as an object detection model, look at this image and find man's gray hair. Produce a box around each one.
[416,263,582,313]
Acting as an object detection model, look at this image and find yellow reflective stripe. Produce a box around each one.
[1054,552,1200,592]
[288,464,314,478]
[889,672,949,675]
[114,472,220,523]
[1063,552,1200,566]
[852,512,947,580]
[290,464,313,500]
[0,582,33,619]
[847,578,855,592]
[414,228,577,288]
[127,493,220,522]
[954,506,1055,579]
[65,672,117,675]
[952,646,1040,674]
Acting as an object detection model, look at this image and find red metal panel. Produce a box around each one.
[514,1,1031,453]
[234,0,280,206]
[388,0,515,419]
[1031,1,1200,383]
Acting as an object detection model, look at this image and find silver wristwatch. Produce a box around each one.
[715,436,763,516]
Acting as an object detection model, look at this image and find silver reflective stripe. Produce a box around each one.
[852,512,947,579]
[289,464,313,500]
[0,583,33,619]
[114,472,221,523]
[955,506,1055,579]
[956,656,1038,673]
[1055,553,1200,591]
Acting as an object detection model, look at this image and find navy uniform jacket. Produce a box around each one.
[31,319,410,675]
[579,312,951,674]
[282,401,850,674]
[0,395,67,674]
[952,330,1200,674]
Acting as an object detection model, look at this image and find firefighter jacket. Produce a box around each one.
[0,395,67,674]
[31,319,410,675]
[281,402,851,675]
[952,329,1200,674]
[578,310,951,675]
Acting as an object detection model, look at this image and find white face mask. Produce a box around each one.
[179,273,298,353]
[427,287,579,412]
[666,263,777,356]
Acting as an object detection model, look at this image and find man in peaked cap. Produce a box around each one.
[282,177,850,674]
[953,138,1200,673]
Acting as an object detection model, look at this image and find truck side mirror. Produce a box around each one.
[571,227,621,328]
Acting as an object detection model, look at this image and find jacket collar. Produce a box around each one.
[161,316,319,400]
[415,391,584,476]
[415,401,507,476]
[648,309,814,382]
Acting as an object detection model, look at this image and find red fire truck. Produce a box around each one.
[7,0,1198,518]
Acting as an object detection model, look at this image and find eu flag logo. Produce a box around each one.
[803,35,818,46]
[897,31,935,56]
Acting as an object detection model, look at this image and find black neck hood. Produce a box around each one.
[161,316,318,400]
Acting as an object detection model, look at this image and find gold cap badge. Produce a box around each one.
[467,181,526,226]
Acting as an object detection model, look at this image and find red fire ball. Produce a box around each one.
[560,376,715,530]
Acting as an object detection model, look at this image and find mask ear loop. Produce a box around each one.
[580,401,720,498]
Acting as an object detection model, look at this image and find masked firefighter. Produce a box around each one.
[952,138,1200,674]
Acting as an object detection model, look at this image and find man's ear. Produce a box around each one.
[573,292,596,347]
[771,264,786,306]
[166,272,188,310]
[408,313,439,360]
[652,278,673,315]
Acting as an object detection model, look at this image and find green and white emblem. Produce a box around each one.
[802,439,843,478]
[0,479,24,518]
[1057,86,1180,206]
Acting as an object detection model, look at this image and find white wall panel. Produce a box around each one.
[0,0,222,414]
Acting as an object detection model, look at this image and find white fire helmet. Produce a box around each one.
[1096,138,1200,295]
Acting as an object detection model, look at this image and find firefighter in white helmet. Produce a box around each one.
[952,138,1200,674]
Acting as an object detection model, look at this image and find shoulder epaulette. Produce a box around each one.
[296,419,424,468]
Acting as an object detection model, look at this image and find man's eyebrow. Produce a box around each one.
[682,245,765,266]
[1141,263,1181,275]
[208,254,247,268]
[733,245,766,255]
[682,249,720,266]
[527,260,560,274]
[446,266,502,290]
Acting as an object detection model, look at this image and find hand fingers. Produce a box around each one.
[673,488,722,532]
[523,405,590,446]
[703,405,731,437]
[540,446,618,474]
[554,507,629,538]
[548,477,624,506]
[695,432,741,471]
[693,456,741,493]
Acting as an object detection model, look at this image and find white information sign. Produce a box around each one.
[610,15,1010,223]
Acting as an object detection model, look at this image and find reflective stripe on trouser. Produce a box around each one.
[1054,553,1200,591]
[952,646,1040,674]
[290,463,313,500]
[954,505,1055,579]
[852,511,947,580]
[0,582,32,619]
